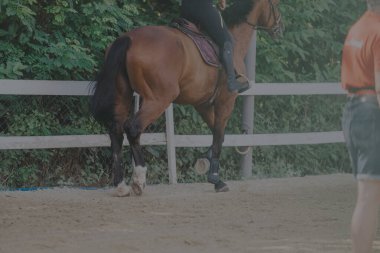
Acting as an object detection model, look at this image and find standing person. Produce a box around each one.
[179,0,250,93]
[341,0,380,252]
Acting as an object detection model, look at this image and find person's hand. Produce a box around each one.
[218,0,226,11]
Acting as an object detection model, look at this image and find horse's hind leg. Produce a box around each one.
[110,121,130,197]
[125,99,171,195]
[124,117,146,196]
[110,80,133,197]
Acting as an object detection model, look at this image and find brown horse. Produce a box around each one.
[91,0,284,197]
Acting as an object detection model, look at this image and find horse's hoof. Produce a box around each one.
[112,181,131,197]
[214,181,229,193]
[131,183,144,196]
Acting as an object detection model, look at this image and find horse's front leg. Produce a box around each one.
[194,104,229,192]
[207,131,229,192]
[110,123,131,197]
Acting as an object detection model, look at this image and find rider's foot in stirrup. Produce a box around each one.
[227,77,250,93]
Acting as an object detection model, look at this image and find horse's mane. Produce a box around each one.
[222,0,256,27]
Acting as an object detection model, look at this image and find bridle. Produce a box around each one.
[245,0,282,35]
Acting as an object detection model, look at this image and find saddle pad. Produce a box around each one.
[170,18,221,68]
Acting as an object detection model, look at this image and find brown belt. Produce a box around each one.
[346,85,375,93]
[347,94,378,104]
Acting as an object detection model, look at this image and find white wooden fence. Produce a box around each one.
[0,79,346,184]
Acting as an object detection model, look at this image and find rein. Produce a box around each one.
[245,0,282,33]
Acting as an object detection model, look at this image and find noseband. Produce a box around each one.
[245,0,282,34]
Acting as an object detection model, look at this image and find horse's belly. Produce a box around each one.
[174,86,216,105]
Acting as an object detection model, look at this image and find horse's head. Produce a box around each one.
[248,0,284,39]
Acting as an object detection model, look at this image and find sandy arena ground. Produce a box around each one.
[2,173,380,253]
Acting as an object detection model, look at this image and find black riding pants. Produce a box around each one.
[180,0,232,48]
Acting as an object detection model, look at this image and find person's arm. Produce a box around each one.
[376,71,380,106]
[375,37,380,105]
[218,0,226,10]
[373,33,380,105]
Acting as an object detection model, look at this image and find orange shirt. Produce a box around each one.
[341,11,380,94]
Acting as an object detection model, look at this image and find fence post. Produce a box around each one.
[165,104,177,184]
[240,31,257,178]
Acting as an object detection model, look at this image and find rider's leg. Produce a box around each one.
[180,0,250,93]
[220,39,250,93]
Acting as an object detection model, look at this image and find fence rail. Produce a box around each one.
[0,79,347,183]
[0,79,346,96]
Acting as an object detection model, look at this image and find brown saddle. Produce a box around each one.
[170,18,221,68]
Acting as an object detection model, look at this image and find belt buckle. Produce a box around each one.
[359,94,377,103]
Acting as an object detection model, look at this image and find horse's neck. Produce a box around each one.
[229,25,255,76]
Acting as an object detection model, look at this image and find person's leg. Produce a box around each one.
[180,0,249,93]
[352,179,380,253]
[181,0,228,45]
[199,9,250,93]
[344,96,380,252]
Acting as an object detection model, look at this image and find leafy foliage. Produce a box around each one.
[0,0,364,188]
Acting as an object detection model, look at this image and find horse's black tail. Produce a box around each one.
[90,36,131,126]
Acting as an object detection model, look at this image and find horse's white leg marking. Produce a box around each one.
[132,166,147,195]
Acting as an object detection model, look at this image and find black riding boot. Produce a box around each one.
[222,41,250,93]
